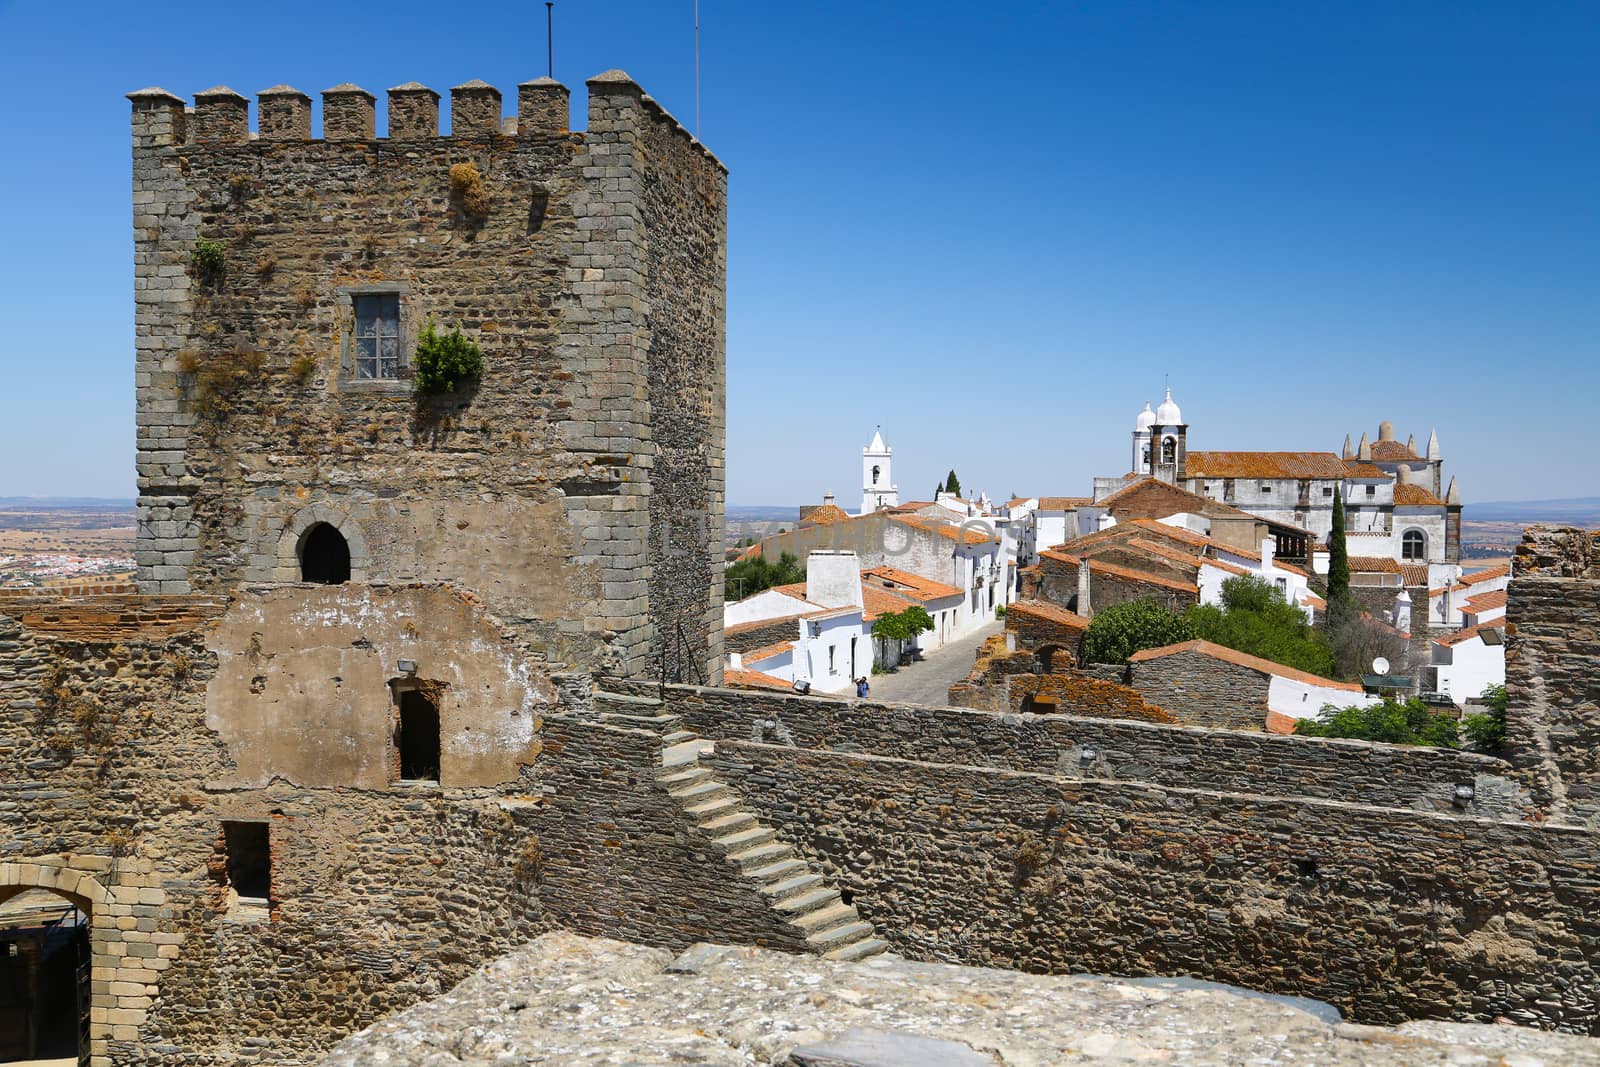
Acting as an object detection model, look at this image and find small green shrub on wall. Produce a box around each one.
[413,320,484,395]
[191,237,228,286]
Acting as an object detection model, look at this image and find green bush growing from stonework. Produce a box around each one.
[413,320,484,395]
[191,237,228,286]
[1082,597,1194,665]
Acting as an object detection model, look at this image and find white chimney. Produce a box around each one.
[806,550,863,610]
[1261,537,1275,576]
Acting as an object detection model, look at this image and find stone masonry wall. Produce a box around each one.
[609,681,1526,817]
[1127,650,1272,730]
[710,740,1600,1033]
[128,74,726,679]
[1506,525,1600,824]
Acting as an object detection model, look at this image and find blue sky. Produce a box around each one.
[0,2,1595,505]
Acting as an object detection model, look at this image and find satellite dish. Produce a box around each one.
[1372,657,1391,675]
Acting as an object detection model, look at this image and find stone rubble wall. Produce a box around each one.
[608,681,1527,817]
[1125,650,1272,730]
[1505,525,1600,823]
[709,740,1600,1033]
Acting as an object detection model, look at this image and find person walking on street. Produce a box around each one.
[856,676,870,698]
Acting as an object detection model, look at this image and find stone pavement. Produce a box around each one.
[864,621,1000,707]
[321,931,1600,1066]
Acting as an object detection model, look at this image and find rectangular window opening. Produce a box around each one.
[353,293,401,380]
[398,689,441,782]
[222,821,271,902]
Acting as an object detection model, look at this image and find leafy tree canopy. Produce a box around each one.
[1184,575,1336,677]
[725,551,805,603]
[872,606,935,642]
[1293,695,1460,748]
[1082,597,1194,665]
[1463,683,1507,752]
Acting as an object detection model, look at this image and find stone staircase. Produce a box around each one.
[591,688,889,962]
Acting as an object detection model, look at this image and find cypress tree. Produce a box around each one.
[945,470,962,497]
[1327,485,1352,616]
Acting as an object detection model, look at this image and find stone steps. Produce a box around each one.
[655,734,888,964]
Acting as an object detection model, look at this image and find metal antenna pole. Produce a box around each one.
[546,2,554,79]
[694,0,701,136]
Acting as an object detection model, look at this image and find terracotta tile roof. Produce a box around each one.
[1006,599,1090,631]
[1037,496,1092,510]
[887,501,936,513]
[1461,563,1511,587]
[801,504,852,525]
[1085,557,1197,594]
[1398,564,1431,587]
[1300,591,1327,609]
[769,582,807,600]
[736,543,764,561]
[1040,549,1081,566]
[1393,483,1444,506]
[1129,639,1365,691]
[741,639,795,665]
[1345,531,1390,538]
[1343,460,1390,479]
[1349,557,1403,573]
[862,565,964,602]
[1125,537,1212,574]
[1271,559,1311,578]
[1370,440,1421,461]
[1464,588,1507,613]
[1433,619,1507,647]
[1007,497,1034,508]
[721,668,796,692]
[860,585,919,622]
[1127,519,1231,552]
[893,515,998,545]
[1184,452,1353,480]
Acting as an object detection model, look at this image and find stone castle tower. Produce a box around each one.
[860,428,897,514]
[129,72,726,680]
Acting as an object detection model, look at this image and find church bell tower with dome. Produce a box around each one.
[1132,387,1188,483]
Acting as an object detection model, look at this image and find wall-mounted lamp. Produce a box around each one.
[1453,783,1475,807]
[1079,746,1097,762]
[792,680,811,695]
[397,659,418,675]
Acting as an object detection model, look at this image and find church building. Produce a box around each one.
[1106,389,1463,589]
[860,428,899,515]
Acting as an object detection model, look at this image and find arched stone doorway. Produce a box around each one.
[0,864,112,1067]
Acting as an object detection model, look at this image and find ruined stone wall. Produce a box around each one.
[723,615,797,655]
[0,595,554,1065]
[1127,650,1271,730]
[710,741,1600,1033]
[129,73,726,678]
[1004,600,1086,661]
[615,682,1525,815]
[1506,525,1600,823]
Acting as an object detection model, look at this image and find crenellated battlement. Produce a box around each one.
[126,72,726,171]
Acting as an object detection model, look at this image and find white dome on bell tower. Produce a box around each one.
[1134,402,1156,431]
[1155,386,1182,426]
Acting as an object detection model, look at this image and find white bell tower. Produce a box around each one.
[861,428,898,515]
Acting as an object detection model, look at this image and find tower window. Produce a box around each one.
[1402,530,1427,560]
[1162,438,1176,464]
[299,523,351,584]
[397,689,441,782]
[221,821,271,902]
[871,464,880,485]
[353,294,401,379]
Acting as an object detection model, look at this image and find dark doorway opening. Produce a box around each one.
[299,523,351,584]
[398,690,441,782]
[0,890,89,1064]
[222,821,272,902]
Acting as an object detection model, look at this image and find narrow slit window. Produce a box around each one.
[222,821,271,902]
[353,294,401,379]
[398,690,441,782]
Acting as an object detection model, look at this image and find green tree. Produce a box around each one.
[1185,575,1336,677]
[724,551,805,602]
[1294,695,1460,748]
[1462,683,1507,752]
[1082,597,1194,665]
[1326,485,1352,619]
[413,320,484,395]
[871,607,935,669]
[945,470,962,497]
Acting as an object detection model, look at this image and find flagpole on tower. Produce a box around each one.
[694,0,701,137]
[546,2,554,79]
